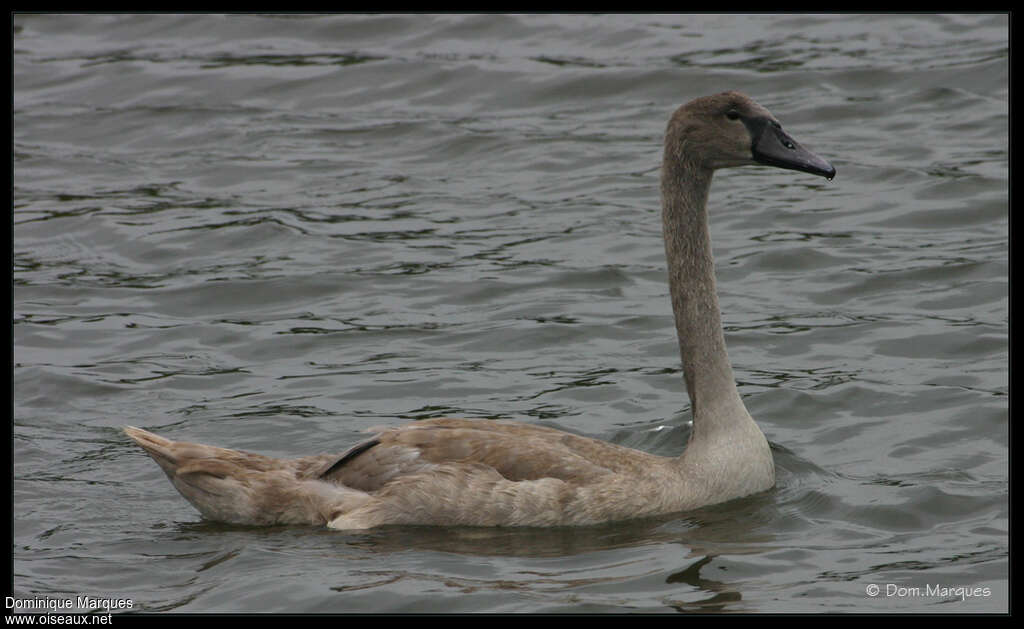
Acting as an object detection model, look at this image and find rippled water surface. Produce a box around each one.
[13,14,1008,613]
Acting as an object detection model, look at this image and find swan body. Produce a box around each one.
[125,91,835,529]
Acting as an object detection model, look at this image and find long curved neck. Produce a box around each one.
[661,154,748,439]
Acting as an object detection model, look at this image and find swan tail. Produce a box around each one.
[123,426,369,526]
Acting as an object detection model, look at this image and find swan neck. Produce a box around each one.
[661,157,746,431]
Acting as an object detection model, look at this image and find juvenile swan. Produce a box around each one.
[125,92,835,529]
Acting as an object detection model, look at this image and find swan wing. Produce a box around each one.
[318,418,662,491]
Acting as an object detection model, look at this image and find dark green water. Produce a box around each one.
[13,13,1007,613]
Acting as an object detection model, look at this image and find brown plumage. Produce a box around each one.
[125,92,835,529]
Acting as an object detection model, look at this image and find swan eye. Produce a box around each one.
[725,110,740,121]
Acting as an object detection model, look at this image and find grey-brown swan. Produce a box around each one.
[125,91,835,529]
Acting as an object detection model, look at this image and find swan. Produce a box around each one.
[125,91,835,529]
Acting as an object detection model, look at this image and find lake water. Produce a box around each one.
[12,13,1008,614]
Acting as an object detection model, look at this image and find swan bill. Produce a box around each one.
[746,117,836,179]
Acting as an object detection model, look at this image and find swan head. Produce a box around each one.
[667,91,836,179]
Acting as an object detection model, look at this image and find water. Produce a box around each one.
[12,13,1008,613]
